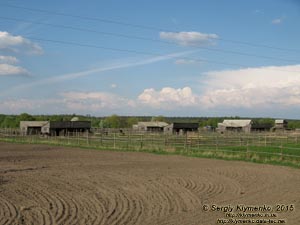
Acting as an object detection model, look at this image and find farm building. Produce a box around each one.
[217,120,252,133]
[133,121,169,132]
[251,123,273,132]
[20,121,50,135]
[164,123,199,134]
[274,119,288,130]
[20,121,91,136]
[48,121,91,136]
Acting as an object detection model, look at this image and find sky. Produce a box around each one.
[0,0,300,118]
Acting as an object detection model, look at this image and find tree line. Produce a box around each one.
[1,113,300,129]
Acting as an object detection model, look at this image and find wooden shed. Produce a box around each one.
[133,121,169,132]
[274,119,288,130]
[217,120,252,133]
[49,121,91,136]
[164,123,199,134]
[20,121,49,135]
[20,121,91,136]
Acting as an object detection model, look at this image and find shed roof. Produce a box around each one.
[20,121,49,127]
[275,119,287,124]
[137,121,169,128]
[220,120,252,127]
[251,123,273,129]
[167,122,199,129]
[50,121,91,129]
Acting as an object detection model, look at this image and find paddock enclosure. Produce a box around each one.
[0,142,300,224]
[1,129,300,167]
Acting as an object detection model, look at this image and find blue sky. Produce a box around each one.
[0,0,300,118]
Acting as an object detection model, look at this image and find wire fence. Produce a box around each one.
[1,128,300,166]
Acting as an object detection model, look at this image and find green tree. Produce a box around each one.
[151,115,166,122]
[90,117,101,127]
[0,114,6,127]
[2,116,18,128]
[104,114,121,128]
[288,120,300,129]
[126,117,138,127]
[18,113,35,122]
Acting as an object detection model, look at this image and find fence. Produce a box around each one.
[1,128,300,166]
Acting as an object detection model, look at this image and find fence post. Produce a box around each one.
[128,131,131,150]
[265,135,267,147]
[140,134,143,150]
[198,132,200,150]
[164,134,167,151]
[77,130,79,145]
[215,135,218,151]
[184,133,188,151]
[246,140,249,159]
[280,141,283,161]
[86,130,89,146]
[113,132,116,149]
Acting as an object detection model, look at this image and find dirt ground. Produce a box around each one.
[0,142,300,225]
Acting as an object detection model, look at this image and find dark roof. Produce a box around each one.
[251,124,273,129]
[50,121,91,129]
[171,123,199,129]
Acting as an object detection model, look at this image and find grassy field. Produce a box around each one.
[1,130,300,168]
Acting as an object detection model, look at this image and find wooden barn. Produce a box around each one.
[217,120,252,133]
[274,119,288,130]
[20,121,91,136]
[132,121,169,132]
[20,121,49,135]
[251,123,273,132]
[48,121,91,136]
[164,123,199,134]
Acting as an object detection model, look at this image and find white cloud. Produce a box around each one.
[111,84,117,88]
[0,98,62,113]
[0,50,197,96]
[0,99,35,112]
[0,91,139,114]
[272,18,282,24]
[0,92,136,114]
[174,59,198,65]
[0,55,18,64]
[200,65,300,108]
[61,91,135,111]
[3,63,300,116]
[137,64,300,113]
[0,32,43,77]
[0,54,28,76]
[138,87,200,109]
[160,31,218,46]
[254,9,263,14]
[272,17,284,25]
[0,64,29,76]
[0,31,43,54]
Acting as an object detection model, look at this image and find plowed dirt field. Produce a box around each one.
[0,142,299,225]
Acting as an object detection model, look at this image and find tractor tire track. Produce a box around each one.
[0,142,300,225]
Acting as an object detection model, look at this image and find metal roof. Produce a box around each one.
[20,121,49,127]
[275,119,286,124]
[20,121,91,129]
[220,120,252,127]
[137,122,169,127]
[49,121,91,129]
[167,122,199,129]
